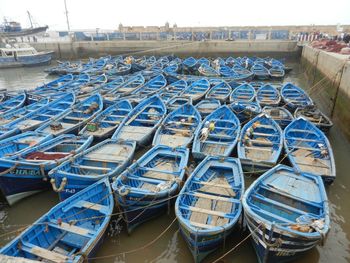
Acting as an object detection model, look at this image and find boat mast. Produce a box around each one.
[27,11,33,28]
[64,0,71,32]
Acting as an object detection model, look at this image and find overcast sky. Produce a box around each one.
[1,0,350,30]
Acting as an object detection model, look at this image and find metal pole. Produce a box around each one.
[27,11,33,28]
[64,0,71,32]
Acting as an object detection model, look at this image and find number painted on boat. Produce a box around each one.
[65,189,76,194]
[276,250,295,257]
[10,169,41,176]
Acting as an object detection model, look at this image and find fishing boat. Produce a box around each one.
[205,81,232,103]
[281,83,313,111]
[0,131,52,159]
[112,145,189,233]
[152,104,201,147]
[0,134,93,205]
[294,106,333,132]
[79,100,132,140]
[262,106,294,130]
[198,64,220,77]
[218,65,238,78]
[49,139,136,200]
[229,101,262,123]
[103,74,145,102]
[0,43,53,68]
[158,79,187,103]
[238,114,283,173]
[183,57,197,72]
[284,117,335,184]
[230,83,256,103]
[35,74,74,91]
[242,164,330,263]
[36,93,103,136]
[0,178,114,262]
[105,61,131,76]
[269,65,285,79]
[0,98,48,125]
[112,95,166,146]
[195,99,221,117]
[175,156,244,263]
[0,92,26,115]
[251,64,270,80]
[4,93,75,132]
[167,96,193,111]
[130,74,167,97]
[256,84,281,107]
[92,76,124,96]
[192,105,241,160]
[182,79,210,103]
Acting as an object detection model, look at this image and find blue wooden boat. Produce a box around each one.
[5,93,75,132]
[197,57,210,67]
[262,106,294,129]
[0,92,26,115]
[182,79,210,103]
[175,156,244,263]
[79,99,133,140]
[195,99,221,117]
[0,127,20,141]
[183,57,197,71]
[238,114,283,173]
[0,178,113,262]
[0,131,52,159]
[112,95,166,146]
[230,83,256,103]
[0,134,93,205]
[192,105,241,160]
[256,84,281,107]
[229,101,262,123]
[36,93,103,136]
[198,64,220,77]
[205,81,232,103]
[158,79,187,103]
[49,139,136,200]
[152,103,201,148]
[105,61,131,76]
[281,83,313,111]
[294,106,333,132]
[105,74,145,99]
[0,97,48,125]
[35,74,74,91]
[112,145,189,233]
[269,65,285,79]
[251,64,270,80]
[218,65,238,78]
[284,117,335,184]
[242,164,330,263]
[130,74,167,97]
[0,44,53,68]
[95,76,124,95]
[167,96,193,111]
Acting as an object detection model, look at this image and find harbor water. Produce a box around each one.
[0,61,349,263]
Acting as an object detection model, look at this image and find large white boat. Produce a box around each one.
[0,43,53,68]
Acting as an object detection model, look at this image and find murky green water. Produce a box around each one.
[0,62,349,263]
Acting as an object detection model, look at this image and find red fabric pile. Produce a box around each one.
[311,40,348,53]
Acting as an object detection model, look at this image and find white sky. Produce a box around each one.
[1,0,350,30]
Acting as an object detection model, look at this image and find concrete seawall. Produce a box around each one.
[301,45,350,140]
[31,40,300,60]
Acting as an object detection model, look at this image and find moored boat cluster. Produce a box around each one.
[0,54,333,263]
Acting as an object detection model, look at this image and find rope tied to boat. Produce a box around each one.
[50,177,67,192]
[261,223,283,248]
[0,163,19,176]
[40,164,47,181]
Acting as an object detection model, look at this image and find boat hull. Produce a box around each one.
[0,52,53,69]
[245,212,321,263]
[0,171,50,206]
